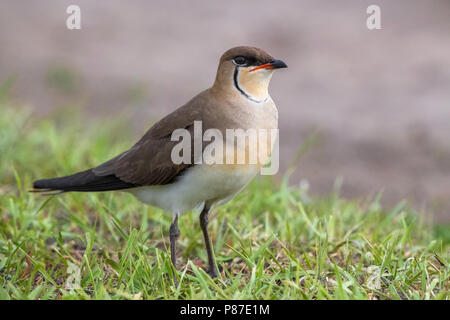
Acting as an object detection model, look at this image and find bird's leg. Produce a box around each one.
[169,214,180,284]
[199,207,218,278]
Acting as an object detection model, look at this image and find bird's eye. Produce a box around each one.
[233,56,247,66]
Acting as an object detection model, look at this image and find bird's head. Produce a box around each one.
[213,46,287,103]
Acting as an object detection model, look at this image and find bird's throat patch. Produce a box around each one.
[233,67,271,103]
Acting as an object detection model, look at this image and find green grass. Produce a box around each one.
[0,95,448,300]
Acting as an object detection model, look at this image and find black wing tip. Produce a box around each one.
[33,179,51,190]
[31,169,138,193]
[31,179,64,195]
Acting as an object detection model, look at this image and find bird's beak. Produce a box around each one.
[251,59,288,72]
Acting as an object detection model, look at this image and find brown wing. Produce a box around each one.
[93,125,194,186]
[92,91,212,186]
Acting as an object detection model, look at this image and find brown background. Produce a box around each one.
[1,1,449,221]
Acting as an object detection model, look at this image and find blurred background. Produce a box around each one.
[0,0,449,222]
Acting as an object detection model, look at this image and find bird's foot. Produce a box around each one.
[173,277,180,288]
[206,267,218,278]
[164,269,180,288]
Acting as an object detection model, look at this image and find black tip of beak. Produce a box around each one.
[270,59,288,69]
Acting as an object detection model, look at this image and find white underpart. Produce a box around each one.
[128,164,259,218]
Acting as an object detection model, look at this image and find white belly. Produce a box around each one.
[128,164,259,214]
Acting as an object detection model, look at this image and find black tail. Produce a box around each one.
[32,169,138,193]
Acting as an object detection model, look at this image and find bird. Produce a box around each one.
[32,46,287,281]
